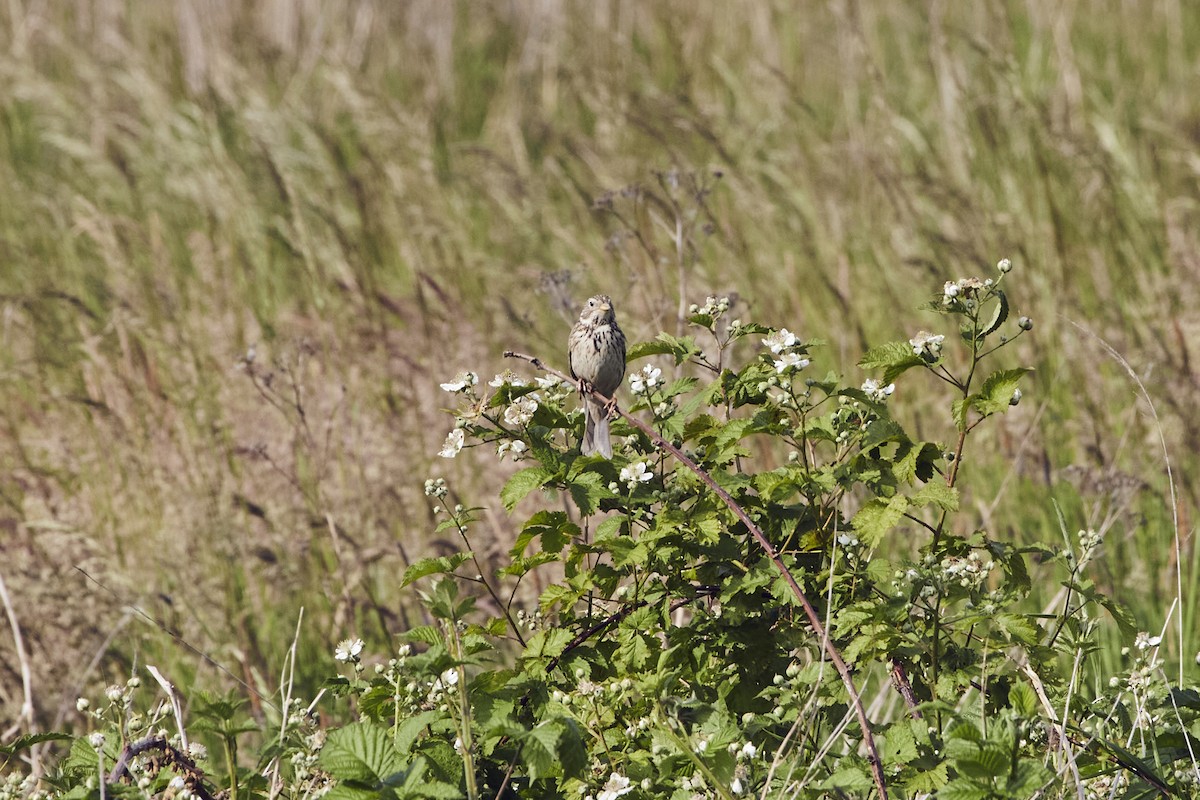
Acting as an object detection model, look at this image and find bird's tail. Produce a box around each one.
[581,398,613,459]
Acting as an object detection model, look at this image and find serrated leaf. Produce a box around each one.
[628,333,698,364]
[995,612,1040,644]
[851,495,909,547]
[818,764,873,790]
[394,711,445,753]
[910,483,959,511]
[567,471,614,516]
[936,779,993,800]
[1008,682,1038,717]
[0,732,71,755]
[978,289,1008,337]
[401,554,471,587]
[859,341,927,383]
[520,718,586,780]
[973,368,1031,417]
[861,418,907,450]
[501,467,555,511]
[905,761,948,792]
[318,722,407,784]
[952,397,972,431]
[401,625,443,647]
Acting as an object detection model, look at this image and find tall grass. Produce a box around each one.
[1,0,1196,730]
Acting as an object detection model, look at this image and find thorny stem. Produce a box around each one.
[504,350,890,800]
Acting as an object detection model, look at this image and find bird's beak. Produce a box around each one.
[599,302,611,313]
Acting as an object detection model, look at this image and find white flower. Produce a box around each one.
[762,328,797,354]
[488,370,526,388]
[909,331,946,358]
[861,378,895,402]
[942,281,960,303]
[441,669,459,687]
[438,429,465,458]
[334,638,364,662]
[440,371,478,393]
[187,743,208,760]
[597,773,633,800]
[168,776,186,791]
[503,395,539,426]
[535,375,563,389]
[76,698,90,712]
[731,777,744,795]
[453,736,463,753]
[89,733,106,750]
[105,685,122,702]
[773,352,810,373]
[497,440,527,460]
[629,365,663,395]
[837,533,859,549]
[1134,632,1162,651]
[619,461,654,490]
[738,742,757,759]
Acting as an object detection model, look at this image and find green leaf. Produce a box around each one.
[851,495,909,547]
[995,613,1040,644]
[978,289,1008,337]
[511,510,578,557]
[973,368,1031,417]
[401,554,472,587]
[520,718,587,780]
[628,333,699,364]
[0,732,71,755]
[904,761,948,792]
[936,779,993,800]
[952,396,971,431]
[566,471,614,516]
[501,467,556,511]
[394,711,445,754]
[909,483,959,512]
[818,763,873,791]
[861,418,907,451]
[319,722,407,784]
[858,341,926,383]
[1008,682,1037,717]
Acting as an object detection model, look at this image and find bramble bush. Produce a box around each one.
[9,256,1199,800]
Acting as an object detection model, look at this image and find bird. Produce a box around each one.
[568,295,627,458]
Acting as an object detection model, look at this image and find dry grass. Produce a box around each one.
[1,0,1198,730]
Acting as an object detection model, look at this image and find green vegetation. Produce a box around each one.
[1,2,1197,797]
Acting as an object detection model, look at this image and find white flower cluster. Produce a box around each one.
[689,295,731,317]
[629,365,662,395]
[940,551,994,590]
[762,328,796,354]
[488,370,526,388]
[762,328,809,374]
[860,378,895,402]
[909,330,945,360]
[503,394,539,427]
[942,276,991,307]
[423,477,448,498]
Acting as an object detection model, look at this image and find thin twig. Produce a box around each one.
[0,572,36,769]
[504,350,889,800]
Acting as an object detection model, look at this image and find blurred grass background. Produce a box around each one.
[1,0,1198,730]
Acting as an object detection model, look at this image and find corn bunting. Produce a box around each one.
[568,295,626,458]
